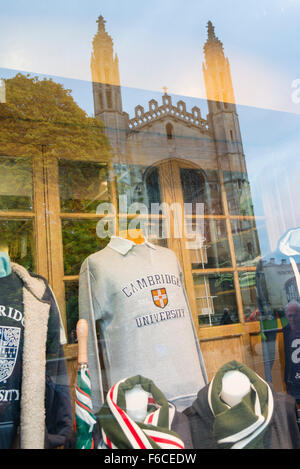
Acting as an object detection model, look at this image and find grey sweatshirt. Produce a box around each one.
[79,237,207,413]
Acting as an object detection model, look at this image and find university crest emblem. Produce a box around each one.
[151,288,168,308]
[0,326,21,382]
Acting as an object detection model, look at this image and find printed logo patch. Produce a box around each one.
[151,288,168,308]
[0,326,21,383]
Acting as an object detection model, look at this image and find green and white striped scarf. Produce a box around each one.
[208,361,274,449]
[97,375,185,449]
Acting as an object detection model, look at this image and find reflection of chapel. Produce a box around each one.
[90,15,259,329]
[91,16,250,211]
[91,16,246,173]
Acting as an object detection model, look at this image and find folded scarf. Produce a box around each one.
[97,375,185,449]
[208,361,274,449]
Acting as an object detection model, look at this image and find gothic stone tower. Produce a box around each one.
[203,21,252,215]
[90,17,253,216]
[203,21,244,166]
[91,16,128,153]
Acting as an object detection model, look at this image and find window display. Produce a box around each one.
[79,230,207,413]
[1,0,300,452]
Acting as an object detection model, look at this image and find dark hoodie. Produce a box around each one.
[0,262,72,448]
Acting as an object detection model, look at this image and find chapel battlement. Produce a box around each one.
[128,93,209,133]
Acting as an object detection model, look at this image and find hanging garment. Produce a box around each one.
[184,361,300,449]
[96,375,193,449]
[79,236,207,413]
[0,263,72,449]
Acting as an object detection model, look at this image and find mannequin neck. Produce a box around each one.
[0,251,11,278]
[220,370,251,407]
[119,229,145,245]
[125,385,149,422]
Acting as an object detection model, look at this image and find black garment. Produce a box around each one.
[0,268,72,449]
[183,383,300,449]
[0,272,25,449]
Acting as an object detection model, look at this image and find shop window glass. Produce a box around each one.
[180,168,223,215]
[114,164,161,210]
[187,218,232,269]
[0,157,33,211]
[223,171,254,216]
[193,272,239,327]
[231,218,261,266]
[2,4,300,452]
[59,159,110,213]
[0,219,34,270]
[62,219,109,275]
[239,271,259,322]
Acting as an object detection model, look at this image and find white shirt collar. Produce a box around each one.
[108,236,157,255]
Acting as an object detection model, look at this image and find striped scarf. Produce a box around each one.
[97,375,185,449]
[208,361,274,449]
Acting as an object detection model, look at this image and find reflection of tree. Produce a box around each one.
[0,73,112,160]
[59,160,110,213]
[0,73,113,269]
[0,157,32,210]
[0,220,33,270]
[62,220,109,276]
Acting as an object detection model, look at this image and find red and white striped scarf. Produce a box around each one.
[97,376,185,449]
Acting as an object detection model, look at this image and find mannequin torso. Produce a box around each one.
[119,231,150,420]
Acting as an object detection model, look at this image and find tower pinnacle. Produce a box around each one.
[96,15,106,33]
[202,21,235,107]
[91,16,123,118]
[204,21,224,55]
[207,21,216,40]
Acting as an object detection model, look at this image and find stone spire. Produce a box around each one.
[202,21,234,105]
[204,20,224,57]
[202,21,242,161]
[92,14,114,56]
[207,21,215,40]
[91,15,124,124]
[91,15,119,86]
